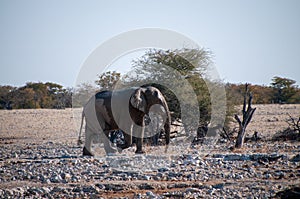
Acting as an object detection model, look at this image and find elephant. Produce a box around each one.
[109,112,165,147]
[144,111,165,145]
[78,86,171,156]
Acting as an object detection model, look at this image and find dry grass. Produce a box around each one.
[0,104,299,145]
[0,108,82,144]
[232,104,300,138]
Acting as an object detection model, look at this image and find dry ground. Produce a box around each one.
[237,104,300,138]
[1,104,299,145]
[0,104,299,198]
[0,108,82,145]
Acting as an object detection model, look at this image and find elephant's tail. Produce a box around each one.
[77,111,85,145]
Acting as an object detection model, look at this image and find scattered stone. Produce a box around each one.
[146,191,157,198]
[275,186,300,199]
[212,183,224,189]
[290,154,300,162]
[0,139,299,198]
[139,184,155,190]
[185,188,201,193]
[104,184,124,191]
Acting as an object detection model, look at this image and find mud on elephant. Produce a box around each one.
[78,86,171,156]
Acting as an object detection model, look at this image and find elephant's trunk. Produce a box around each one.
[162,101,171,149]
[164,115,170,145]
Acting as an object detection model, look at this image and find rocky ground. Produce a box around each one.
[0,105,300,198]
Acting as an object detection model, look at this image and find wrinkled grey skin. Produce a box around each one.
[78,86,171,156]
[145,111,164,145]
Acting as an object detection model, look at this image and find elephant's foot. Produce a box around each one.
[164,145,169,153]
[83,146,94,156]
[117,147,123,153]
[135,149,145,154]
[104,145,118,155]
[105,148,118,154]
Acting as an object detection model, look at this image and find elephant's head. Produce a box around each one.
[130,86,171,146]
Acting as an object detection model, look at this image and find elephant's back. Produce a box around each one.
[95,90,112,100]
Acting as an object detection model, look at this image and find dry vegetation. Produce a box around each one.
[0,108,82,145]
[1,104,299,144]
[244,104,300,136]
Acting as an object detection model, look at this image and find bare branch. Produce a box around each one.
[234,114,242,126]
[242,91,247,116]
[287,113,300,133]
[235,83,256,148]
[222,127,231,141]
[247,92,253,110]
[244,108,256,127]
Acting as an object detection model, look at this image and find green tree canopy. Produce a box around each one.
[121,48,228,129]
[95,71,121,91]
[271,76,298,104]
[0,82,72,109]
[72,83,97,107]
[0,85,16,109]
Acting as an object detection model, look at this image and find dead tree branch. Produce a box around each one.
[287,113,300,134]
[219,127,233,142]
[234,83,257,148]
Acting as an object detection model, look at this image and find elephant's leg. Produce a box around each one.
[83,125,94,156]
[124,132,132,147]
[94,108,118,155]
[152,133,159,146]
[135,137,144,154]
[133,125,145,154]
[102,130,118,154]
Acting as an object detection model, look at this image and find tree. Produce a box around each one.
[271,76,297,104]
[226,81,300,105]
[22,82,66,108]
[0,85,16,109]
[95,71,121,91]
[289,89,300,104]
[124,48,230,130]
[250,85,273,104]
[62,87,74,108]
[73,83,97,107]
[234,84,256,148]
[225,83,245,105]
[51,87,73,109]
[13,87,36,109]
[23,82,50,108]
[226,83,274,104]
[132,48,212,76]
[0,82,72,109]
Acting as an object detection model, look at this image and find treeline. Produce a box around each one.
[0,82,73,109]
[1,77,299,110]
[0,49,299,138]
[226,76,300,105]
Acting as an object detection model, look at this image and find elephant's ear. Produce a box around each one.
[153,89,164,101]
[130,88,146,112]
[150,87,164,102]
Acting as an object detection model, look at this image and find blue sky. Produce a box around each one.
[1,0,300,87]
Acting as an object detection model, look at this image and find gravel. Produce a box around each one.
[1,106,300,198]
[0,140,299,198]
